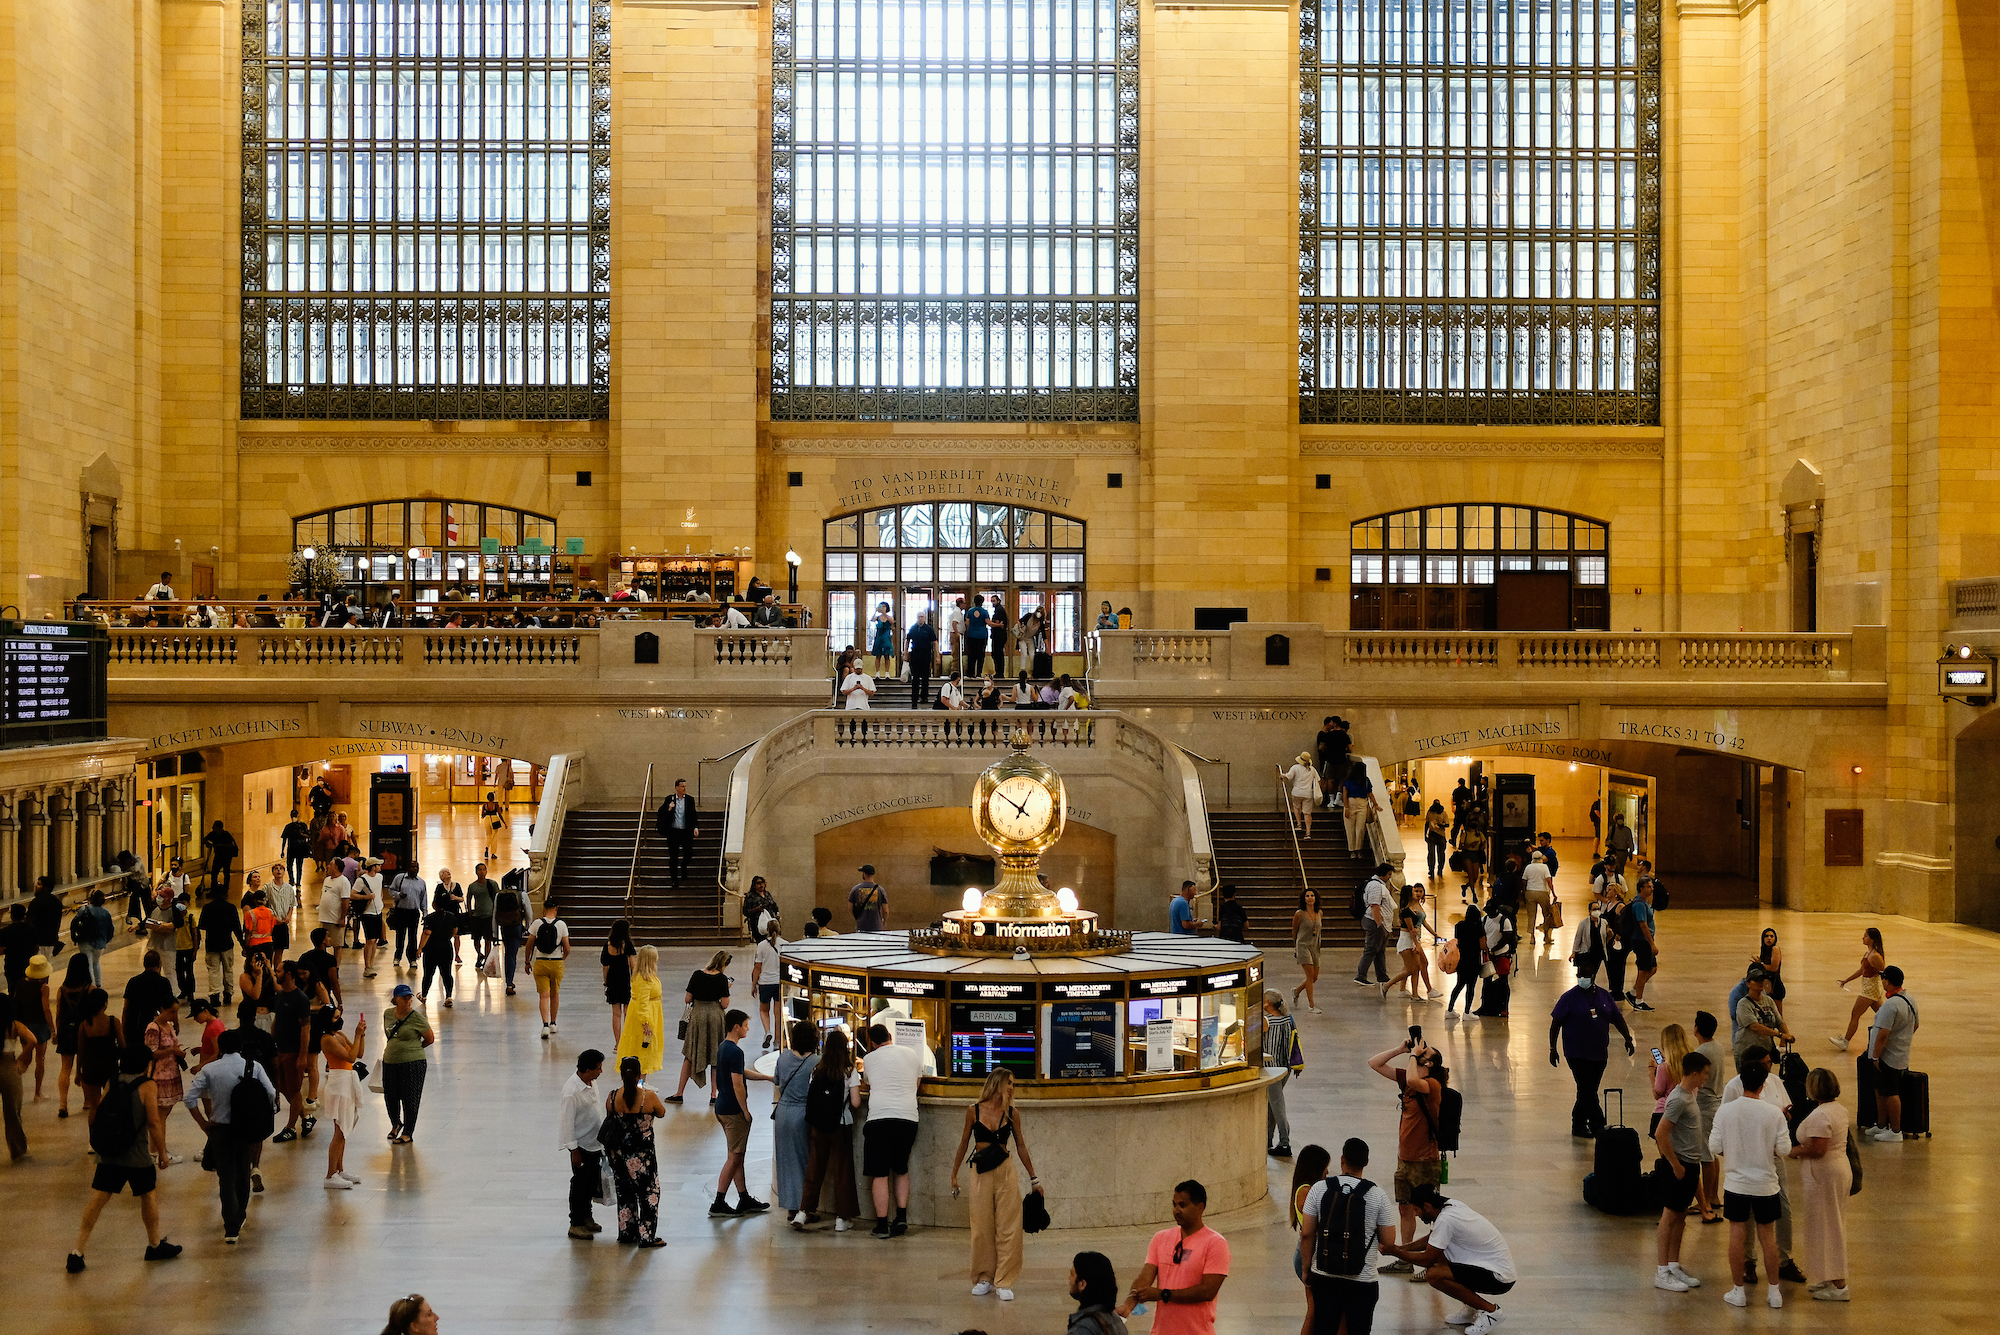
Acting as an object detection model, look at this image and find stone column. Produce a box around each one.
[106,775,133,865]
[22,793,49,894]
[0,795,18,898]
[50,786,78,888]
[79,784,104,881]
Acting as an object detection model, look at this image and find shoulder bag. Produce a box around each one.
[969,1111,1013,1174]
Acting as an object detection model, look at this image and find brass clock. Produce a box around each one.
[969,733,1067,917]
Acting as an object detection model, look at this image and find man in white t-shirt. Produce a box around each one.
[1352,865,1392,986]
[750,923,784,1051]
[1387,1187,1517,1335]
[1298,1137,1398,1335]
[1521,851,1556,944]
[723,602,750,628]
[1719,1046,1805,1287]
[1708,1062,1791,1309]
[351,859,386,979]
[840,667,875,709]
[859,1024,923,1238]
[318,866,352,967]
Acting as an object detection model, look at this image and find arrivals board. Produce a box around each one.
[2,620,108,749]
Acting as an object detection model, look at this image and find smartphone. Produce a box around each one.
[1652,1047,1665,1066]
[1409,1024,1423,1044]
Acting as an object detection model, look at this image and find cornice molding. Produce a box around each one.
[238,435,607,456]
[1677,0,1758,17]
[774,436,1140,457]
[1300,438,1664,459]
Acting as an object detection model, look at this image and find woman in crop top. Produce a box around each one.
[948,1069,1042,1301]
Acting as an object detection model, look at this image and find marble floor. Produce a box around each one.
[3,811,1983,1333]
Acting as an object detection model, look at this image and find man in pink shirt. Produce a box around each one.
[1119,1180,1231,1334]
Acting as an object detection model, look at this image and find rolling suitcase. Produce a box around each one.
[1897,1070,1932,1138]
[1585,1089,1647,1214]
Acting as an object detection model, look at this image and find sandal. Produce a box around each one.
[393,1134,413,1145]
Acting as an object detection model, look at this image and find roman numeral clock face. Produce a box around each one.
[985,775,1055,843]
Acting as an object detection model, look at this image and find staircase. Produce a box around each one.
[546,810,734,948]
[1208,809,1368,952]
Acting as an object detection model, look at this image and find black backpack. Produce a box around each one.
[1217,900,1247,943]
[805,1068,847,1132]
[89,1074,144,1158]
[1312,1177,1378,1276]
[1435,1086,1464,1154]
[230,1058,275,1143]
[535,917,562,954]
[1348,880,1369,920]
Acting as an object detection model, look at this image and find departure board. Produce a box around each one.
[2,621,108,749]
[949,1003,1038,1079]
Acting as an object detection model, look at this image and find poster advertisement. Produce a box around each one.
[1146,1018,1175,1072]
[1048,1001,1120,1079]
[1198,1015,1220,1069]
[893,1018,927,1055]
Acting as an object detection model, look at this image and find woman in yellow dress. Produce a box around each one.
[615,945,666,1080]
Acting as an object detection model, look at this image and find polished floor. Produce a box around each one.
[3,808,1983,1332]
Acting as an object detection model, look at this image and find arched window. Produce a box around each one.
[822,504,1087,655]
[1349,504,1607,630]
[770,0,1140,422]
[293,500,560,603]
[1298,0,1662,425]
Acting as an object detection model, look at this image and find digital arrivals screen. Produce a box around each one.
[2,621,108,750]
[949,1003,1037,1078]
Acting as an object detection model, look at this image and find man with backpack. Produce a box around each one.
[530,899,571,1039]
[68,1044,182,1272]
[1297,1136,1397,1335]
[182,1027,277,1244]
[201,821,241,893]
[1366,1037,1449,1273]
[495,868,528,995]
[1216,884,1247,944]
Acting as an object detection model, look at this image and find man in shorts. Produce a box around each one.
[1866,966,1918,1141]
[708,1010,771,1217]
[859,1022,923,1237]
[1366,1038,1443,1273]
[268,961,315,1142]
[461,862,499,972]
[1386,1186,1516,1335]
[352,858,387,978]
[529,899,570,1039]
[1707,1060,1790,1309]
[1650,1049,1712,1291]
[68,1045,183,1271]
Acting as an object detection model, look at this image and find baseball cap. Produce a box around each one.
[859,864,875,876]
[391,984,414,998]
[1745,963,1771,982]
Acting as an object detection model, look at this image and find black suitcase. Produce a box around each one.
[1855,1055,1932,1137]
[1586,1089,1648,1214]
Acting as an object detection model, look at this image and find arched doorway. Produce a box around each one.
[820,503,1088,664]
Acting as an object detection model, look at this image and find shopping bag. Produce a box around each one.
[596,1157,618,1207]
[484,948,502,979]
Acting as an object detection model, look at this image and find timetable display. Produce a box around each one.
[2,621,108,750]
[949,1003,1038,1078]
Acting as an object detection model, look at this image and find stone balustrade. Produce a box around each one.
[1091,626,1883,685]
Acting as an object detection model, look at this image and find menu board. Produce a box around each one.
[949,1002,1038,1078]
[2,621,107,749]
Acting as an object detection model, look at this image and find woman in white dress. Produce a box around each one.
[318,1010,368,1190]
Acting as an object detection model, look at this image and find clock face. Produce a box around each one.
[985,775,1056,843]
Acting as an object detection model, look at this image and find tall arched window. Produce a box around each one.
[1299,0,1661,424]
[242,1,611,420]
[822,503,1087,654]
[294,500,561,603]
[770,0,1140,422]
[1349,504,1607,630]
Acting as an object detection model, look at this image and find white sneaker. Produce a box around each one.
[1827,1035,1848,1051]
[1466,1310,1505,1335]
[1811,1285,1850,1302]
[1444,1312,1477,1327]
[1867,1126,1901,1142]
[540,1024,551,1041]
[338,1170,361,1183]
[1309,1006,1324,1015]
[833,1218,851,1232]
[1766,1285,1782,1309]
[996,1289,1015,1302]
[1723,1286,1747,1308]
[971,1282,993,1297]
[323,1176,354,1190]
[1654,1267,1689,1293]
[1670,1263,1702,1288]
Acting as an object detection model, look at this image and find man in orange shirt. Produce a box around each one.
[1119,1180,1231,1334]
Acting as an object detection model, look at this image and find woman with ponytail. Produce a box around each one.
[602,1055,666,1246]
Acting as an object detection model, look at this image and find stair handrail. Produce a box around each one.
[1277,770,1312,915]
[526,752,581,911]
[697,740,758,812]
[625,762,654,918]
[1171,742,1231,811]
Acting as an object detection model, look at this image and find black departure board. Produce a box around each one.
[2,620,108,749]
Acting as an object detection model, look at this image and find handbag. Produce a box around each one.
[1845,1126,1863,1195]
[1440,940,1461,973]
[1551,897,1565,929]
[1480,955,1497,980]
[677,1004,690,1042]
[1022,1189,1050,1234]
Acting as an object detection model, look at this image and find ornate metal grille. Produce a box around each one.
[771,0,1139,422]
[242,1,610,420]
[1300,0,1660,425]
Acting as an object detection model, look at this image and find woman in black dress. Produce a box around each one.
[54,954,94,1118]
[602,919,634,1044]
[417,896,459,1008]
[73,990,121,1121]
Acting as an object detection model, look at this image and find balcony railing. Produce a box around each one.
[1091,628,1884,686]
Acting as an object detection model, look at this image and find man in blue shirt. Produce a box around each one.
[1549,972,1635,1138]
[709,1010,772,1218]
[1169,881,1200,934]
[1534,832,1560,880]
[1624,880,1660,1012]
[183,1028,276,1243]
[964,594,990,677]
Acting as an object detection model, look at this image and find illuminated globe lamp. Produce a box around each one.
[913,728,1126,956]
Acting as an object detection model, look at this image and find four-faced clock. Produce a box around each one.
[984,775,1057,844]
